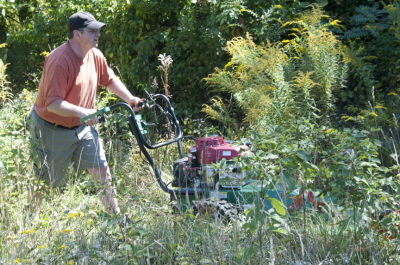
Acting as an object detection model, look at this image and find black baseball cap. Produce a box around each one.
[68,12,106,31]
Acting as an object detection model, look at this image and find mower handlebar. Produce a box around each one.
[130,98,146,108]
[78,91,186,195]
[80,107,111,123]
[80,98,147,124]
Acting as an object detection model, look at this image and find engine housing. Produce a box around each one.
[172,135,249,188]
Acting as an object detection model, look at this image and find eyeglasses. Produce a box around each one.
[85,29,101,35]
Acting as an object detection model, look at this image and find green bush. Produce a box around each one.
[232,122,400,245]
[334,3,400,129]
[203,6,349,129]
[0,56,12,108]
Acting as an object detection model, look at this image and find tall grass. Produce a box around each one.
[1,90,400,264]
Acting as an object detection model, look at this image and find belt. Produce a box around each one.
[50,123,82,130]
[31,109,83,130]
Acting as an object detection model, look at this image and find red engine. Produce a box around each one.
[188,135,248,165]
[172,135,250,188]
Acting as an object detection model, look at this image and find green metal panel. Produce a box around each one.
[211,185,296,209]
[173,184,296,211]
[172,183,334,213]
[135,114,147,134]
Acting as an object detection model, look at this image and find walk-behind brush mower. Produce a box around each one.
[82,90,327,220]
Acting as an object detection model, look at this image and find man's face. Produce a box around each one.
[80,28,101,48]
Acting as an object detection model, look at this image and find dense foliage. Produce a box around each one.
[0,0,371,117]
[203,6,349,130]
[2,0,399,124]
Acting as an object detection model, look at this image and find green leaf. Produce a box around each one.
[369,157,380,163]
[296,150,312,161]
[316,0,328,7]
[119,243,132,251]
[272,229,289,234]
[360,162,378,167]
[281,171,297,191]
[265,153,279,160]
[267,197,287,216]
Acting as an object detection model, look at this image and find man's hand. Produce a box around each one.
[129,97,145,112]
[79,109,99,126]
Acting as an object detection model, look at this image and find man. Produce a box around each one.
[28,12,143,215]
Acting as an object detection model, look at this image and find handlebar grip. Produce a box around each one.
[80,107,110,123]
[130,99,145,108]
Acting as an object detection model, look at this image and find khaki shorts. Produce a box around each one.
[28,109,107,187]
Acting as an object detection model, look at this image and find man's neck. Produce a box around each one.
[68,40,90,59]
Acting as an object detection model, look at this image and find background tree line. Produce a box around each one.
[1,0,400,128]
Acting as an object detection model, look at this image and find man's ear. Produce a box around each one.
[74,30,81,38]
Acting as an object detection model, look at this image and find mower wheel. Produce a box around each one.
[192,198,242,222]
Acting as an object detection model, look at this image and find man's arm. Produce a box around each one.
[47,79,143,126]
[47,99,99,126]
[107,78,143,111]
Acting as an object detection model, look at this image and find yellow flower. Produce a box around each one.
[357,115,365,120]
[40,51,50,57]
[38,246,46,249]
[388,92,398,96]
[324,129,333,133]
[67,262,74,265]
[58,246,67,250]
[370,112,378,117]
[224,61,233,68]
[64,229,72,234]
[345,117,352,122]
[14,258,22,263]
[20,229,36,234]
[69,212,79,218]
[330,20,341,26]
[375,105,387,109]
[386,5,396,12]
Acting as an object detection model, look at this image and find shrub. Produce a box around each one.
[203,5,349,129]
[0,57,12,108]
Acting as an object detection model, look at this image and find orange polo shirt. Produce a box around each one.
[34,42,115,128]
